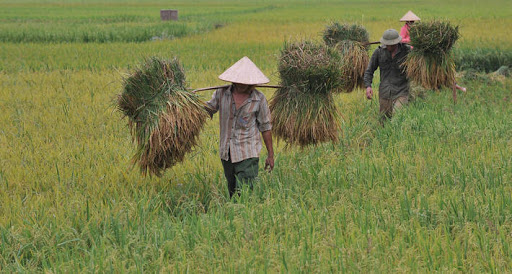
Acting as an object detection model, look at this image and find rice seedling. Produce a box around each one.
[270,41,342,147]
[403,20,459,89]
[323,23,370,92]
[117,57,208,176]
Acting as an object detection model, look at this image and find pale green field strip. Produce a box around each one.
[1,17,511,72]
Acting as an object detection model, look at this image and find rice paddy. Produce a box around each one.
[1,0,511,272]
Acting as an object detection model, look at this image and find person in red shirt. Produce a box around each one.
[399,10,420,44]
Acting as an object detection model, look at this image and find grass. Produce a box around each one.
[1,0,512,272]
[454,47,512,72]
[0,3,276,43]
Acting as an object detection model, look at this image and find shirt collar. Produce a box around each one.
[226,84,261,102]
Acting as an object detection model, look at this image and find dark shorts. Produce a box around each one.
[221,156,259,197]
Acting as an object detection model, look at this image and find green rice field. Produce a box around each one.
[1,0,511,271]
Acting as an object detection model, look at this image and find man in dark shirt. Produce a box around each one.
[364,29,412,121]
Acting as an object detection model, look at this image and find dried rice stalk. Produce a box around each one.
[405,53,456,90]
[323,23,369,46]
[403,20,459,89]
[270,86,340,147]
[323,23,370,92]
[271,41,343,147]
[117,57,208,176]
[335,40,369,92]
[278,41,343,94]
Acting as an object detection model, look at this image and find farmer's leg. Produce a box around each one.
[392,95,409,115]
[221,157,237,198]
[233,157,260,191]
[379,97,393,123]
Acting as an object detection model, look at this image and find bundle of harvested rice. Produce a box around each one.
[323,23,370,92]
[404,20,459,89]
[335,40,369,92]
[323,23,369,46]
[270,41,342,147]
[278,41,343,93]
[117,57,208,176]
[271,88,341,147]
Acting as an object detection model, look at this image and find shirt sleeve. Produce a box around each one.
[256,94,272,132]
[205,88,221,116]
[400,25,410,43]
[364,49,380,88]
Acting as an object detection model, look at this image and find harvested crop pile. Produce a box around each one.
[323,23,370,92]
[403,20,459,89]
[335,40,369,92]
[270,41,342,147]
[117,57,208,176]
[323,23,369,47]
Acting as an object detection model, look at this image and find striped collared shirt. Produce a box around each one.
[206,85,272,163]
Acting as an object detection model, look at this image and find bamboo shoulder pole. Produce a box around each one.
[363,41,381,46]
[191,85,230,93]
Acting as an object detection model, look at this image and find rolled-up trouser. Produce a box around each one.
[379,95,409,120]
[221,155,259,198]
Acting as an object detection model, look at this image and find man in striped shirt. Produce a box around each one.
[206,57,274,198]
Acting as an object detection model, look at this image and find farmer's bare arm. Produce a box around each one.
[204,89,221,118]
[262,130,274,171]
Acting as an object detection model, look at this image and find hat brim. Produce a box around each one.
[218,56,270,85]
[218,77,269,85]
[380,36,402,46]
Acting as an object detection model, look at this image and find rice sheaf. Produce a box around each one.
[117,57,208,176]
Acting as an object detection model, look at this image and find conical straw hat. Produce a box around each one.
[218,56,270,85]
[400,11,421,22]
